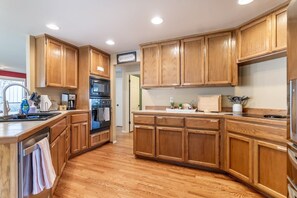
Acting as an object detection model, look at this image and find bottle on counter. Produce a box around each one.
[20,98,30,115]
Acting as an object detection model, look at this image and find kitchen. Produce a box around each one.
[0,0,295,197]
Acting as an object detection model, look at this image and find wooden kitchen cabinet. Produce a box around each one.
[90,49,110,78]
[253,140,287,198]
[272,7,287,52]
[141,44,160,87]
[35,35,78,88]
[205,32,233,85]
[50,137,59,176]
[237,16,272,61]
[185,129,219,168]
[156,127,184,162]
[71,122,89,155]
[134,125,155,157]
[141,41,180,88]
[159,41,180,86]
[181,37,205,86]
[226,132,253,183]
[70,113,89,155]
[57,130,66,174]
[64,45,78,88]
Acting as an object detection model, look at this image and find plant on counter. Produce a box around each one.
[227,95,249,113]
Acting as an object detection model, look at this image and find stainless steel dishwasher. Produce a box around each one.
[18,127,51,198]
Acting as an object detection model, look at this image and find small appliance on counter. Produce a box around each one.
[40,95,52,112]
[61,93,76,110]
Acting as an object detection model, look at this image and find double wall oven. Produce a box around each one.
[89,76,111,134]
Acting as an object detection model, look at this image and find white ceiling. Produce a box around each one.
[0,0,287,73]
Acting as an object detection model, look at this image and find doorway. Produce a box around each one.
[115,76,123,127]
[129,74,141,132]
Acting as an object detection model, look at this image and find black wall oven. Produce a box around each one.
[90,98,111,134]
[90,77,110,98]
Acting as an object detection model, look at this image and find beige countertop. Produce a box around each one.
[132,110,288,126]
[0,110,89,144]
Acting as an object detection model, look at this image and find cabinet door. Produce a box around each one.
[80,122,89,151]
[50,137,59,176]
[238,16,272,60]
[141,44,159,87]
[253,140,287,198]
[181,37,205,86]
[71,123,80,154]
[159,41,180,86]
[134,125,155,157]
[99,53,110,78]
[46,39,64,87]
[185,129,219,168]
[64,45,78,88]
[58,130,66,174]
[272,7,287,52]
[226,133,253,183]
[156,127,184,162]
[205,32,232,85]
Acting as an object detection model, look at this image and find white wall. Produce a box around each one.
[142,57,287,110]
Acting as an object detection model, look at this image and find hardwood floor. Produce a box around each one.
[54,130,264,198]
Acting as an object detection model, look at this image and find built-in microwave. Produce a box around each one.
[90,77,110,98]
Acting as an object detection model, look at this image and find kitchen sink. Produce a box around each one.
[0,112,61,122]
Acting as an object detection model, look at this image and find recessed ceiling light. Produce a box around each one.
[238,0,254,5]
[151,16,163,25]
[106,40,115,46]
[46,23,60,30]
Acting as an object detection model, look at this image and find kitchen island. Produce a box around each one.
[132,110,288,198]
[0,110,93,198]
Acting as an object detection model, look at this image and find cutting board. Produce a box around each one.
[197,95,222,112]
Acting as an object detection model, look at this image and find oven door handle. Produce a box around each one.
[288,148,297,170]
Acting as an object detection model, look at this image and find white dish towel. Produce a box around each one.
[32,137,56,195]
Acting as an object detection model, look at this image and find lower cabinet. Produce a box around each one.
[185,129,219,168]
[226,132,253,183]
[50,129,67,191]
[253,140,287,198]
[90,130,110,147]
[156,127,184,162]
[71,121,89,155]
[226,132,287,198]
[134,125,155,157]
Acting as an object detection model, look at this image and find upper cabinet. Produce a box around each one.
[237,7,287,62]
[90,49,110,78]
[141,32,237,88]
[35,35,78,88]
[141,41,180,88]
[79,46,110,79]
[181,37,205,86]
[237,16,272,61]
[160,41,180,86]
[271,7,287,52]
[205,32,233,85]
[141,44,160,87]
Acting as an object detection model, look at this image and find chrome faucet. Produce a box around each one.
[3,83,30,116]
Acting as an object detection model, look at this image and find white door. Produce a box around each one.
[129,75,140,131]
[116,77,123,126]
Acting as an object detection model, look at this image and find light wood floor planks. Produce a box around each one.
[54,131,264,198]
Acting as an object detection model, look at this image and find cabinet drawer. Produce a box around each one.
[71,113,88,124]
[90,131,110,147]
[156,116,184,127]
[134,115,155,125]
[185,118,220,130]
[50,118,67,143]
[226,119,286,141]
